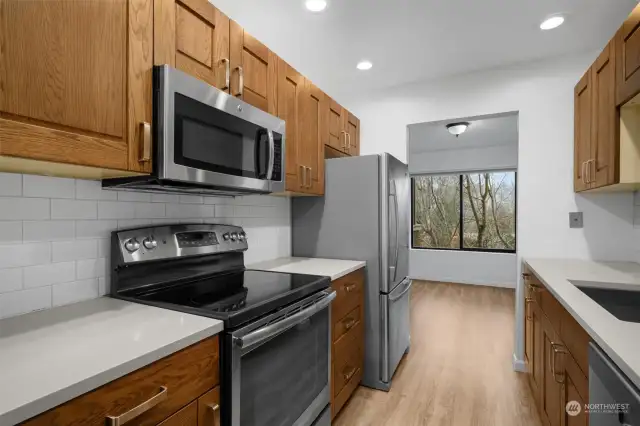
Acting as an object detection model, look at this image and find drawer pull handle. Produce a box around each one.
[106,386,168,426]
[344,283,357,293]
[550,343,568,384]
[525,297,534,321]
[207,403,220,426]
[343,366,357,382]
[343,318,356,330]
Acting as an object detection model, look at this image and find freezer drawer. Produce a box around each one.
[380,278,411,384]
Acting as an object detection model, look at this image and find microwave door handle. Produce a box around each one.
[254,129,267,179]
[266,130,275,180]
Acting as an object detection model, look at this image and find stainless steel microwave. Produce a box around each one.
[103,65,285,196]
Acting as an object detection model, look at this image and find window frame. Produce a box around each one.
[410,172,517,254]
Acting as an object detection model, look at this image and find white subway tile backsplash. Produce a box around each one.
[166,203,214,218]
[98,201,136,220]
[117,192,151,202]
[0,173,22,196]
[76,258,106,280]
[23,221,75,242]
[23,175,75,199]
[76,180,118,201]
[52,279,99,307]
[0,221,22,243]
[51,199,98,220]
[0,268,22,293]
[52,240,97,262]
[23,262,75,288]
[0,197,50,220]
[0,243,51,268]
[0,287,52,319]
[76,220,118,239]
[0,175,290,318]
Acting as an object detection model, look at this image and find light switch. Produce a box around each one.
[569,212,583,228]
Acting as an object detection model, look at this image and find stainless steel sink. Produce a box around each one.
[569,280,640,323]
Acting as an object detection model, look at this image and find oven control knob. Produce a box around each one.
[230,232,238,242]
[142,237,158,250]
[124,238,140,253]
[238,232,246,241]
[223,233,230,241]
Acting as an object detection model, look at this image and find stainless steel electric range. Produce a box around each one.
[110,224,334,426]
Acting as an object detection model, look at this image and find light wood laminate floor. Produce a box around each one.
[334,280,542,426]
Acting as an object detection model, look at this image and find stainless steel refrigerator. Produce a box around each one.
[292,153,411,391]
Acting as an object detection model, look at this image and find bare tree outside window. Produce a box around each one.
[412,172,516,252]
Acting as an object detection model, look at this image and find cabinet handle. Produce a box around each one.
[235,66,244,97]
[347,133,351,150]
[207,403,220,426]
[551,343,568,384]
[299,165,305,188]
[219,58,230,90]
[343,317,356,330]
[106,386,168,426]
[525,297,534,321]
[589,159,596,183]
[341,130,347,150]
[344,283,356,293]
[306,166,312,188]
[581,161,587,185]
[139,122,152,163]
[343,366,357,382]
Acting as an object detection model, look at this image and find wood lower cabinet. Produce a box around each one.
[24,336,220,426]
[523,270,590,426]
[154,0,231,93]
[330,269,365,419]
[0,0,153,176]
[230,21,277,115]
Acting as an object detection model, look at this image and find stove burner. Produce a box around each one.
[190,287,248,312]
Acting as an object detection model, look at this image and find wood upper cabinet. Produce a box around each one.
[230,21,277,115]
[615,3,640,106]
[300,80,325,195]
[326,96,348,153]
[574,69,592,192]
[345,111,360,156]
[277,59,304,192]
[0,0,153,175]
[154,0,231,92]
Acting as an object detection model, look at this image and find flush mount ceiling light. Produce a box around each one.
[356,60,373,70]
[540,15,565,30]
[305,0,327,12]
[446,122,470,137]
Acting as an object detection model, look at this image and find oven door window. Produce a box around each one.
[174,93,270,179]
[240,308,329,426]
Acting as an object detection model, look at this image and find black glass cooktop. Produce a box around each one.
[125,269,330,328]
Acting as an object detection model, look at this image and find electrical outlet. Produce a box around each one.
[569,212,583,228]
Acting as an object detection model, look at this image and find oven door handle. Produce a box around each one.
[234,291,336,351]
[266,130,275,180]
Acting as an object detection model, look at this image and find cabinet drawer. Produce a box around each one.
[560,309,591,376]
[332,362,362,418]
[539,287,563,334]
[158,401,197,426]
[333,305,362,343]
[333,321,364,397]
[331,269,364,321]
[25,336,220,426]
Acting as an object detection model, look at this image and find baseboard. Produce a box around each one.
[512,352,527,372]
[409,277,516,289]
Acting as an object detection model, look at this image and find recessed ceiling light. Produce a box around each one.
[357,61,373,71]
[305,0,327,12]
[446,122,470,137]
[540,15,565,30]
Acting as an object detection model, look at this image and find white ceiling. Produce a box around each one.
[408,113,518,154]
[210,0,637,102]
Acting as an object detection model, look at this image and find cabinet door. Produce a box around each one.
[530,301,544,408]
[560,352,589,426]
[542,313,563,426]
[615,3,640,106]
[345,111,360,156]
[0,0,152,173]
[159,401,198,426]
[327,97,348,153]
[154,0,230,92]
[525,292,534,370]
[300,80,325,195]
[591,41,619,189]
[277,59,304,192]
[197,387,220,425]
[574,69,592,192]
[230,21,277,115]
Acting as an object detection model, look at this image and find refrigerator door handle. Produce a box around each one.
[389,279,412,301]
[389,180,399,283]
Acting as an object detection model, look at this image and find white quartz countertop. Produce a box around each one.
[248,257,366,281]
[0,297,223,426]
[524,258,640,389]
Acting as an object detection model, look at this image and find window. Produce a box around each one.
[411,172,516,252]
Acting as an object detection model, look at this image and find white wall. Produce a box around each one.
[0,173,291,319]
[409,144,518,175]
[342,52,637,368]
